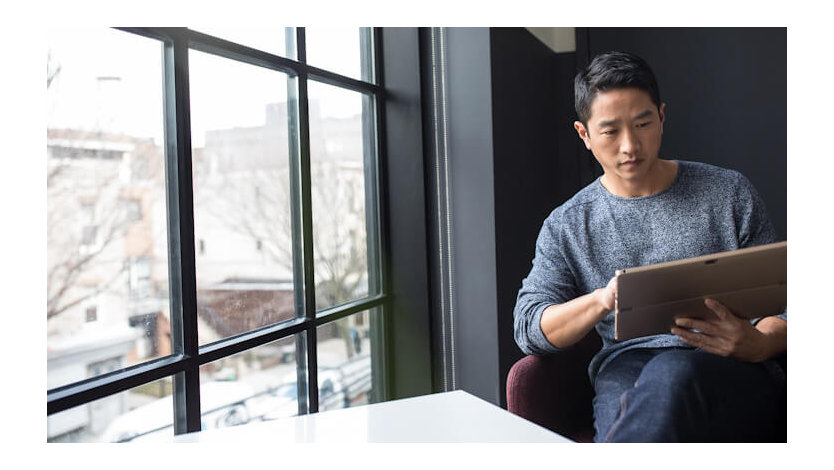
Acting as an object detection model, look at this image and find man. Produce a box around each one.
[513,51,787,442]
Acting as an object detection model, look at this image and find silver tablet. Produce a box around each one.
[614,241,787,341]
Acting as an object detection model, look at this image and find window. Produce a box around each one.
[47,27,389,442]
[85,306,97,323]
[80,225,98,246]
[125,199,143,222]
[128,256,152,300]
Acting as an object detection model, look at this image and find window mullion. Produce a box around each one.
[288,27,320,415]
[163,31,202,435]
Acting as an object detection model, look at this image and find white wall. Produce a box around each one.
[524,27,575,53]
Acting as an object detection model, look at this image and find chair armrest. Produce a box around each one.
[506,332,600,441]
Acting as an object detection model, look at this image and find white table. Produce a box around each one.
[173,390,572,443]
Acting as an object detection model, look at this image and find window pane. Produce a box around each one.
[192,27,296,60]
[189,50,296,346]
[48,377,174,442]
[200,334,302,425]
[305,27,374,82]
[47,28,171,391]
[316,310,376,411]
[308,82,376,310]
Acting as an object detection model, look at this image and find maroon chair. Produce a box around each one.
[506,330,602,443]
[507,331,787,442]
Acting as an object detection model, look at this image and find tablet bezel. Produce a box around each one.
[613,241,787,341]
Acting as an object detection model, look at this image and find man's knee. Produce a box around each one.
[605,349,785,442]
[635,349,711,390]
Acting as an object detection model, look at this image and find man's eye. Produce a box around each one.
[636,121,651,128]
[601,129,616,135]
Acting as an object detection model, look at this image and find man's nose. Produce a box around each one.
[620,129,640,155]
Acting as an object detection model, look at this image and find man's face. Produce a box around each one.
[574,87,665,190]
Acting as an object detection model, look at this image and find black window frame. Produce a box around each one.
[46,26,393,437]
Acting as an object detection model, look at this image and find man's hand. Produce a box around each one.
[594,276,618,312]
[541,276,619,349]
[670,298,785,363]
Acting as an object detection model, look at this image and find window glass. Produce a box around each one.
[200,335,302,425]
[47,28,171,390]
[308,81,376,310]
[316,310,376,410]
[189,49,296,346]
[304,27,374,82]
[48,377,174,442]
[47,27,388,442]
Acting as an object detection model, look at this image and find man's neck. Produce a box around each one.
[601,159,679,198]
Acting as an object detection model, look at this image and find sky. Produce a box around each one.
[47,27,368,148]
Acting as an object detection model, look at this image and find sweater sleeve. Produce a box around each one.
[733,172,787,322]
[513,210,579,355]
[733,172,778,249]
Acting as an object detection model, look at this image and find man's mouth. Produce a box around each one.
[619,159,642,167]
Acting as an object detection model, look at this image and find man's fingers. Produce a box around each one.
[607,276,618,296]
[673,314,726,337]
[704,298,730,319]
[674,316,708,332]
[671,326,726,356]
[673,301,761,360]
[672,325,707,347]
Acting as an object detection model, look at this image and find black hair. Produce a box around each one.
[574,51,661,124]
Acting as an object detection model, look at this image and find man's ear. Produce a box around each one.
[659,102,666,134]
[574,121,592,150]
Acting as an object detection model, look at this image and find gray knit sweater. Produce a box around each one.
[513,160,784,383]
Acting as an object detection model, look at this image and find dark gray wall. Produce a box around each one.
[578,27,787,241]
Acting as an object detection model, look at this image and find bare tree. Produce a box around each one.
[309,160,368,310]
[47,50,61,88]
[48,42,168,323]
[196,148,369,359]
[46,170,127,319]
[47,132,163,320]
[196,155,368,309]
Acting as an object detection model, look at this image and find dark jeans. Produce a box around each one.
[592,348,786,442]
